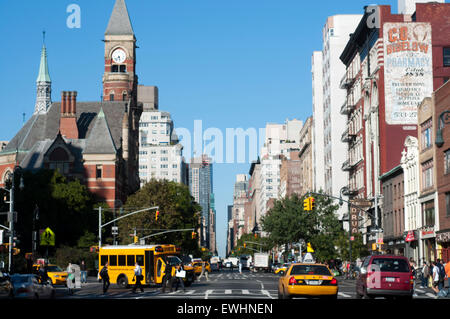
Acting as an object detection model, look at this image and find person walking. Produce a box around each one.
[445,261,450,294]
[198,261,209,281]
[132,262,144,293]
[238,260,242,274]
[436,259,446,292]
[161,262,174,293]
[100,262,110,294]
[431,261,440,297]
[80,260,87,284]
[174,263,186,292]
[409,258,417,297]
[421,261,430,288]
[38,264,50,285]
[67,268,76,295]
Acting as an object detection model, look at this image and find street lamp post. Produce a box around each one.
[435,110,450,148]
[96,206,159,247]
[2,166,24,273]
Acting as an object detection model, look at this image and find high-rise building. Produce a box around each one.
[138,86,186,185]
[311,51,325,192]
[188,155,213,248]
[319,14,362,221]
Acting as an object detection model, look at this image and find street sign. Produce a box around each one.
[350,207,359,234]
[40,227,55,246]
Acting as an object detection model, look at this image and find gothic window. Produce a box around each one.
[110,92,115,101]
[119,65,126,73]
[111,65,119,73]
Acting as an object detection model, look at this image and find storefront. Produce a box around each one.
[404,230,419,261]
[421,226,436,263]
[437,230,450,263]
[385,237,405,256]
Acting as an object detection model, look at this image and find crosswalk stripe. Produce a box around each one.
[225,290,232,294]
[242,289,250,294]
[338,292,351,298]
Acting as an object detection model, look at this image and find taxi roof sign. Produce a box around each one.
[302,252,315,263]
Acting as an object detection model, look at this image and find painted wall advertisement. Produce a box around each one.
[383,22,433,125]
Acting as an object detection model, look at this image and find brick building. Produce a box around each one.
[339,3,450,248]
[434,81,450,262]
[0,0,142,208]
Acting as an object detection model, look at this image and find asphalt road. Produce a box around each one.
[54,268,444,300]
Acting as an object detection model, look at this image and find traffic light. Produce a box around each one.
[310,197,315,211]
[134,235,138,244]
[155,210,159,221]
[243,243,246,248]
[303,197,311,211]
[191,231,196,239]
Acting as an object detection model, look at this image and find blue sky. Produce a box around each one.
[0,0,405,257]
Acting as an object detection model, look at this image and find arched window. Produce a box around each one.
[110,91,115,101]
[122,91,128,101]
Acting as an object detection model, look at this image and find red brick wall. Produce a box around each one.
[435,82,450,233]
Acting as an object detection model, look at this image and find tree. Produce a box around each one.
[261,192,345,262]
[118,179,201,255]
[12,169,96,255]
[334,232,369,261]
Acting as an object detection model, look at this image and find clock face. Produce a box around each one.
[112,49,126,63]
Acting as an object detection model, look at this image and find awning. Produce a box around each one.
[405,230,415,242]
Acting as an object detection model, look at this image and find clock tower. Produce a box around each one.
[102,0,137,103]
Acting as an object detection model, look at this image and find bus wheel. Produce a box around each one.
[117,275,129,289]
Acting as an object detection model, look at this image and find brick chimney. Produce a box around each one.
[59,91,78,139]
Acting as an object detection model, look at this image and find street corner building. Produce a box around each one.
[0,0,144,208]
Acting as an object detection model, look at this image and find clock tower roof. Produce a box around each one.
[105,0,134,36]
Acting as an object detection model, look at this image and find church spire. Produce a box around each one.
[105,0,134,36]
[35,31,52,114]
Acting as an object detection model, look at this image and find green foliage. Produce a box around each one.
[53,245,98,275]
[13,169,96,255]
[117,179,201,255]
[334,232,369,261]
[261,192,345,261]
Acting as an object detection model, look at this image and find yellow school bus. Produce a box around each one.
[98,244,195,288]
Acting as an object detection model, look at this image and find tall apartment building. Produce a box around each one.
[298,117,314,196]
[231,174,249,247]
[311,51,325,192]
[258,119,303,220]
[313,14,362,222]
[188,155,213,249]
[138,86,186,186]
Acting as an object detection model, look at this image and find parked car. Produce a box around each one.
[0,272,13,298]
[10,274,55,299]
[356,255,413,299]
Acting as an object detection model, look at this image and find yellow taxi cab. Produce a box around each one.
[32,264,68,285]
[193,261,211,275]
[278,262,338,299]
[274,263,290,275]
